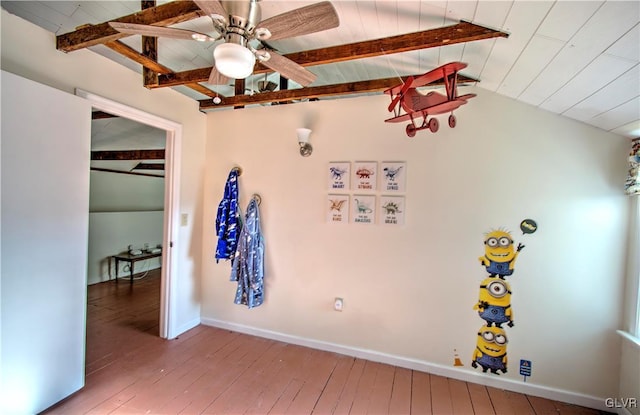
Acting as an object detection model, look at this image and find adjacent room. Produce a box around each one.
[1,1,639,414]
[88,114,166,286]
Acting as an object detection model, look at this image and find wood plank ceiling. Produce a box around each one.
[2,0,639,140]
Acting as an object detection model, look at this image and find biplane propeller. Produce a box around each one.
[384,62,476,137]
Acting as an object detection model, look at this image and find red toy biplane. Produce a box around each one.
[384,62,476,137]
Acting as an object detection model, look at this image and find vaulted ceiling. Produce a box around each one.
[2,0,639,139]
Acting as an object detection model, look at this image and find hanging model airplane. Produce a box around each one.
[384,62,476,137]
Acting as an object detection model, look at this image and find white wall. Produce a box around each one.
[88,211,163,285]
[202,89,630,408]
[87,171,165,285]
[90,170,164,212]
[1,9,207,335]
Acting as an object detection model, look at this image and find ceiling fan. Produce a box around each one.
[109,0,339,87]
[237,77,278,95]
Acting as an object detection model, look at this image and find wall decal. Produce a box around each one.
[471,222,535,377]
[478,229,524,279]
[381,161,406,192]
[472,325,508,375]
[520,359,532,382]
[327,194,349,223]
[625,138,640,195]
[379,195,405,225]
[520,219,538,235]
[474,277,513,328]
[351,195,375,224]
[352,161,377,191]
[453,349,464,367]
[328,162,350,191]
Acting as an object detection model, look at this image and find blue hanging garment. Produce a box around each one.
[230,197,265,308]
[215,169,241,263]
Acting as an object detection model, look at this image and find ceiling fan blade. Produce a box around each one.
[261,52,316,86]
[193,0,228,22]
[258,80,278,92]
[109,22,216,42]
[208,65,229,85]
[257,1,339,41]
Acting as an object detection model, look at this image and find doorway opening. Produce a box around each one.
[76,89,182,340]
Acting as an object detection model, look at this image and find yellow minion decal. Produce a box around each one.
[474,277,513,328]
[479,229,524,278]
[472,325,508,374]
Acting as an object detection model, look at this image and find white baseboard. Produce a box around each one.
[171,317,201,339]
[201,317,610,412]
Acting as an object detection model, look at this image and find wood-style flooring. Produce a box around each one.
[43,270,609,414]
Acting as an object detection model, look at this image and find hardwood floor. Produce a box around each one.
[44,270,609,414]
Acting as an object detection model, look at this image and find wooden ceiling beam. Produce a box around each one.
[133,162,165,170]
[275,20,508,66]
[142,0,159,87]
[56,1,202,52]
[103,35,216,96]
[199,74,479,110]
[158,21,507,88]
[91,167,164,178]
[187,83,218,98]
[103,40,173,75]
[91,149,165,160]
[92,111,118,120]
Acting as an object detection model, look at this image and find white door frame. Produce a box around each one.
[75,89,181,339]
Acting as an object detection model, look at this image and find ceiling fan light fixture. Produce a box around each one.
[213,42,256,79]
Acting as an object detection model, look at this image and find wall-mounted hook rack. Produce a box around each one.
[232,166,242,176]
[252,193,262,206]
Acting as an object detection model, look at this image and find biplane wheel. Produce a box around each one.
[448,114,457,128]
[406,124,417,137]
[428,117,439,133]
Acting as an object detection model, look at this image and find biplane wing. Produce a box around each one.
[384,62,468,97]
[384,97,472,123]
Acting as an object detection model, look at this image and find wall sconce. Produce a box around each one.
[297,128,313,157]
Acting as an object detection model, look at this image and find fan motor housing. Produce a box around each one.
[222,0,261,35]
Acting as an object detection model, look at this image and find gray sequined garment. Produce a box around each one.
[230,198,264,308]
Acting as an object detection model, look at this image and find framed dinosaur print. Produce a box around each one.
[328,161,350,191]
[379,196,405,225]
[351,195,375,224]
[352,161,377,191]
[327,194,349,223]
[380,161,406,192]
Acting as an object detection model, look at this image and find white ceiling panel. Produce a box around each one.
[563,64,640,122]
[460,1,511,77]
[91,117,165,150]
[519,1,639,106]
[2,0,638,139]
[606,23,640,61]
[586,98,640,131]
[479,1,554,92]
[612,121,640,138]
[496,35,564,99]
[541,54,637,114]
[536,1,603,42]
